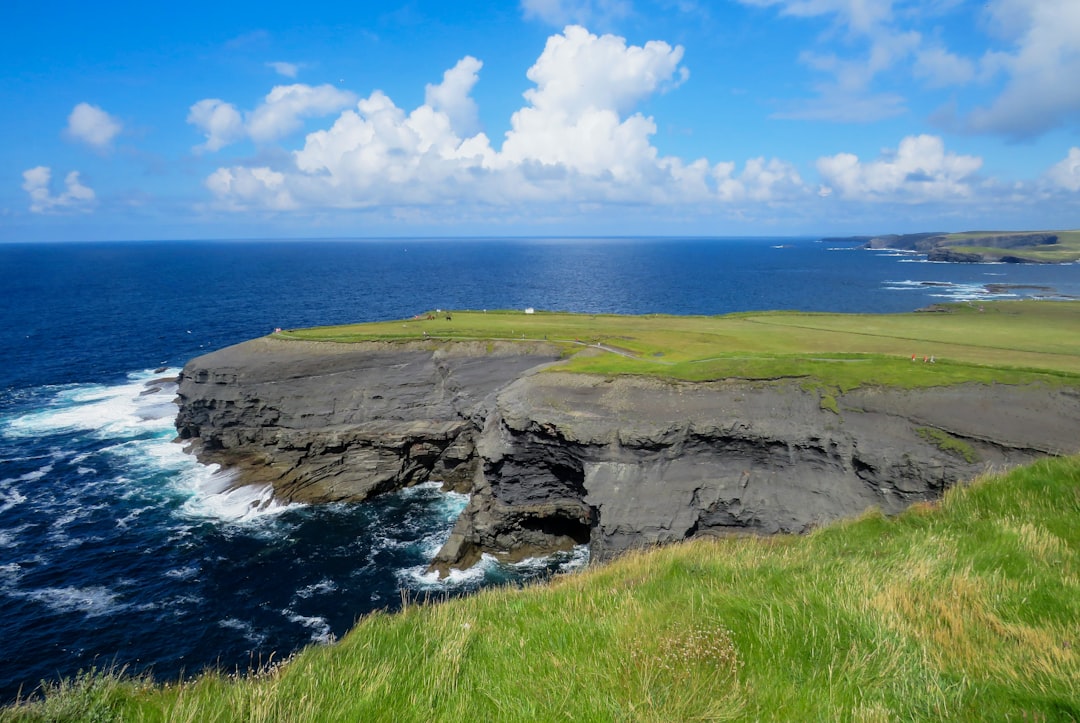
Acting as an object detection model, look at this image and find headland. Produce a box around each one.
[174,301,1080,575]
[823,229,1080,263]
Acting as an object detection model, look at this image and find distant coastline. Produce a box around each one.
[822,230,1080,264]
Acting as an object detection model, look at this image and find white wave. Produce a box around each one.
[16,585,125,617]
[4,369,180,441]
[0,529,22,548]
[178,466,302,523]
[295,578,337,599]
[165,565,199,580]
[400,552,499,589]
[508,544,591,575]
[284,610,335,644]
[10,463,54,483]
[218,617,267,647]
[0,561,23,586]
[115,505,155,529]
[0,480,27,514]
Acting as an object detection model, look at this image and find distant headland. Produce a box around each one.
[822,230,1080,263]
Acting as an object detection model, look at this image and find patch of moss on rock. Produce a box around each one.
[915,426,978,463]
[820,394,839,415]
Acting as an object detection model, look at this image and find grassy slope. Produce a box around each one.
[280,301,1080,389]
[5,457,1078,721]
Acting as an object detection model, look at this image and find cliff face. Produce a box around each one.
[176,338,1080,573]
[175,337,563,502]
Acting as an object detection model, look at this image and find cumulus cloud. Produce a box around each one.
[963,0,1080,138]
[22,166,96,213]
[187,99,245,153]
[205,26,707,211]
[187,84,356,152]
[65,103,122,149]
[246,84,357,143]
[714,158,807,202]
[816,134,982,201]
[1045,147,1080,192]
[424,56,483,136]
[499,26,687,179]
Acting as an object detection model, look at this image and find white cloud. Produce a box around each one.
[743,0,1080,138]
[187,84,356,152]
[816,134,982,201]
[65,103,122,149]
[963,0,1080,138]
[521,0,632,28]
[499,26,687,180]
[738,0,893,34]
[22,166,96,213]
[205,167,295,210]
[913,45,975,88]
[205,26,703,211]
[736,0,923,122]
[187,99,245,153]
[247,84,358,143]
[267,61,299,78]
[714,158,807,202]
[1045,147,1080,192]
[424,56,483,136]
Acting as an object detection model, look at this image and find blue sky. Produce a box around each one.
[2,0,1079,241]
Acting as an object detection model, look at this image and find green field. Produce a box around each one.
[280,300,1080,390]
[5,457,1078,721]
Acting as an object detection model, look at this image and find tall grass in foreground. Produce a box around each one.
[5,457,1078,722]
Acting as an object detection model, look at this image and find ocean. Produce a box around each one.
[1,237,1078,700]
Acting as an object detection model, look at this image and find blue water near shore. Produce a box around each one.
[1,237,1078,700]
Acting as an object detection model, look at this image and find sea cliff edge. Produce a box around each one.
[175,335,1080,575]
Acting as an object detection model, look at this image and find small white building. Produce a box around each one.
[524,307,535,314]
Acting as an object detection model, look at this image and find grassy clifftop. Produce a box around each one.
[278,300,1080,389]
[5,455,1078,721]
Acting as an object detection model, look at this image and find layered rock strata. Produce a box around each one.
[175,338,1080,574]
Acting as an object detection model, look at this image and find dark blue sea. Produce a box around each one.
[1,237,1078,701]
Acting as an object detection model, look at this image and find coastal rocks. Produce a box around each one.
[175,339,1080,575]
[175,337,562,503]
[428,374,1079,572]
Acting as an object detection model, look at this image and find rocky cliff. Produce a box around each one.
[176,337,1080,574]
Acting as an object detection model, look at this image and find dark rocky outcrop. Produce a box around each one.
[176,338,1080,575]
[175,337,563,502]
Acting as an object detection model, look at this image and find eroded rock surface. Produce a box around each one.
[175,338,1080,574]
[175,337,562,502]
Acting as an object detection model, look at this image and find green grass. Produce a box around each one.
[915,427,979,464]
[277,301,1080,390]
[6,456,1079,721]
